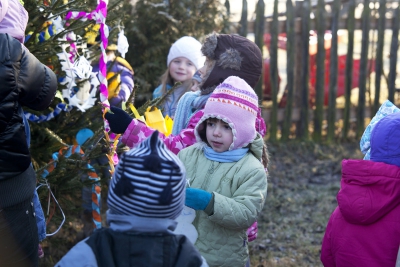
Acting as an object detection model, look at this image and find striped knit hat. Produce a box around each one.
[195,76,259,150]
[107,131,186,219]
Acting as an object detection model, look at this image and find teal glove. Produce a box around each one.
[185,188,212,210]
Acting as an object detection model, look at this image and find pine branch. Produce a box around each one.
[136,81,182,115]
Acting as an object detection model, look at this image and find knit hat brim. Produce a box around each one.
[195,76,258,150]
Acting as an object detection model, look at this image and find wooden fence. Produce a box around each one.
[235,0,400,142]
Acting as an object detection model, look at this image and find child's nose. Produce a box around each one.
[213,127,222,137]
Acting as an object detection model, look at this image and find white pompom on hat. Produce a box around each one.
[167,36,205,70]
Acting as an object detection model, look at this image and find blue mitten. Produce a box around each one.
[185,188,212,210]
[105,106,133,134]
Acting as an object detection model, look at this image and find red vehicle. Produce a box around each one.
[263,31,375,107]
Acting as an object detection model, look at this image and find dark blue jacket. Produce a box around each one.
[0,33,57,207]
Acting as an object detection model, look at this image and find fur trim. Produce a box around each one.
[201,32,218,59]
[217,48,242,70]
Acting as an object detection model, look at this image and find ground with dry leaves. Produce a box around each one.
[39,141,363,267]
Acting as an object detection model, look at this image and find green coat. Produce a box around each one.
[178,134,268,267]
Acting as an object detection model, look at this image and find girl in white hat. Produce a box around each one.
[152,36,205,118]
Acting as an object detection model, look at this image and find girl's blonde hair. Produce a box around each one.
[159,68,193,99]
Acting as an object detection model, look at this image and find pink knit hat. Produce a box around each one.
[0,0,28,43]
[195,76,259,150]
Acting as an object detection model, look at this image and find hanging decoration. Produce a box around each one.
[65,0,110,130]
[117,29,129,58]
[24,103,73,123]
[39,129,102,230]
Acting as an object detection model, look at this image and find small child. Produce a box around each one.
[321,101,400,267]
[178,76,268,267]
[152,36,204,117]
[56,131,208,267]
[191,70,202,92]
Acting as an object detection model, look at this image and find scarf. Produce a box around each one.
[172,91,209,135]
[204,146,249,163]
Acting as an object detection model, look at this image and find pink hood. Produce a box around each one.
[0,0,28,43]
[338,159,400,225]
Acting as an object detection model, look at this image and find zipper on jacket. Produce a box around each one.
[201,161,219,190]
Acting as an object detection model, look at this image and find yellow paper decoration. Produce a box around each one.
[144,107,167,134]
[164,115,174,136]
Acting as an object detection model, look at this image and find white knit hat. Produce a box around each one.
[107,131,186,219]
[167,36,205,70]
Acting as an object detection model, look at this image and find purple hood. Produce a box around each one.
[338,159,400,225]
[0,0,28,43]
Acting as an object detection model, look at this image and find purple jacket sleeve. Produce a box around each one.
[109,63,134,107]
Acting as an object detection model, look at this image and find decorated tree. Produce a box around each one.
[21,0,229,264]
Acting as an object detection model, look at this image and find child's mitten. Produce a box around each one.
[185,188,212,210]
[247,221,258,242]
[105,106,133,134]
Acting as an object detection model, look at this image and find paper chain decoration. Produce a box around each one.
[24,103,72,122]
[66,0,110,130]
[40,143,102,230]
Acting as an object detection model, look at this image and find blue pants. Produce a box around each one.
[33,190,46,242]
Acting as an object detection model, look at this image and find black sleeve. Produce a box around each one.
[18,47,58,111]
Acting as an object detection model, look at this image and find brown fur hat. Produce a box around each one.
[199,32,262,95]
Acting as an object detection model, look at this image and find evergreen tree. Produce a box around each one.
[124,0,228,105]
[22,0,129,249]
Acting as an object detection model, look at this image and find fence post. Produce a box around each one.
[356,0,371,138]
[239,0,248,37]
[388,4,399,102]
[312,0,326,142]
[373,0,386,114]
[327,0,340,143]
[269,0,279,142]
[254,0,265,101]
[281,0,295,141]
[343,0,356,139]
[296,0,310,140]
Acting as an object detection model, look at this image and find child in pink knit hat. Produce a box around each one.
[177,76,268,267]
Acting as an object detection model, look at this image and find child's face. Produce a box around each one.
[169,57,197,82]
[198,58,213,79]
[206,118,233,153]
[191,80,200,92]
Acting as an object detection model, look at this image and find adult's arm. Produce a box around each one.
[18,45,57,110]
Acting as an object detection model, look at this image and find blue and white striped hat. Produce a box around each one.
[107,131,186,219]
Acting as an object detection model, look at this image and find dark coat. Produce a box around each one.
[0,33,57,207]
